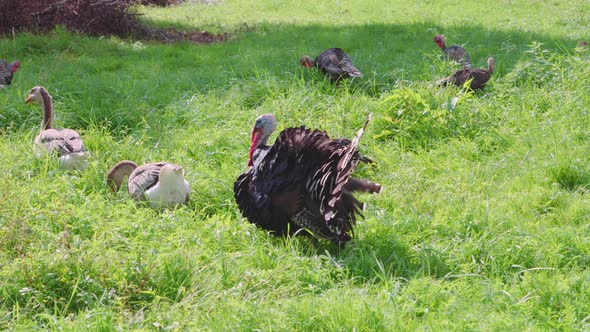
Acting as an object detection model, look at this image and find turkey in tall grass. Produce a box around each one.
[433,35,471,68]
[300,48,362,82]
[0,60,20,87]
[234,114,381,246]
[437,57,495,91]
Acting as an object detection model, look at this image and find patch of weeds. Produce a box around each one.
[504,42,562,87]
[549,163,590,192]
[373,88,491,150]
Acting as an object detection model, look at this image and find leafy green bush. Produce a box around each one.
[504,42,562,87]
[373,88,494,150]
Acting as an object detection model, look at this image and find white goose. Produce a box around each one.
[106,160,191,209]
[25,86,89,170]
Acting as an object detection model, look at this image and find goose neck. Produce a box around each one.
[40,89,53,130]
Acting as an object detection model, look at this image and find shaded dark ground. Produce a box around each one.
[0,0,225,43]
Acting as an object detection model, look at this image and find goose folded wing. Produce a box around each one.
[128,162,165,200]
[60,129,85,154]
[38,129,85,156]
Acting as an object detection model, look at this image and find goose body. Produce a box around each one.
[0,60,20,87]
[234,114,381,246]
[25,86,89,170]
[300,48,362,82]
[107,160,190,209]
[436,57,495,90]
[434,35,471,68]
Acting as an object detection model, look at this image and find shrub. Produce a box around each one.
[0,0,222,43]
[504,42,561,87]
[0,0,139,37]
[372,88,494,150]
[0,0,31,34]
[138,0,180,6]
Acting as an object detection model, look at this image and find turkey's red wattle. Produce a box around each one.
[248,128,262,166]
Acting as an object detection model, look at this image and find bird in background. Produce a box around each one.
[0,59,20,87]
[433,34,471,68]
[436,57,495,91]
[300,48,363,82]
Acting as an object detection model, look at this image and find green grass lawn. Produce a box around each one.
[1,0,590,329]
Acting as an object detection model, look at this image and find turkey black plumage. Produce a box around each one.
[234,114,381,246]
[436,57,495,91]
[300,48,362,82]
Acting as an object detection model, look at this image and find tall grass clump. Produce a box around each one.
[372,86,497,151]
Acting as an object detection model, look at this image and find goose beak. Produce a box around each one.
[24,95,33,104]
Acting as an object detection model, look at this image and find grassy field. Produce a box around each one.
[1,0,590,329]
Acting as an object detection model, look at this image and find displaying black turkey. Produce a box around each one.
[0,60,20,87]
[436,57,495,91]
[234,113,381,246]
[433,35,471,68]
[300,48,362,82]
